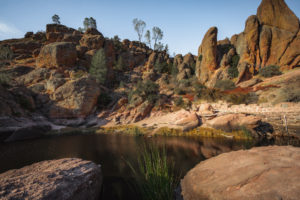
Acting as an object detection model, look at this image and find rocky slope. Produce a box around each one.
[0,0,299,141]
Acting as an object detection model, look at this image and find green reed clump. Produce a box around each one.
[128,146,179,200]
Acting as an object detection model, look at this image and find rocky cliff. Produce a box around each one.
[196,0,300,86]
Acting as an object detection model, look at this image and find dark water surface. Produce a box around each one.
[0,134,261,199]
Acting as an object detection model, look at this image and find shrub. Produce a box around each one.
[171,64,178,76]
[114,56,124,71]
[129,80,159,104]
[193,82,206,94]
[214,79,236,91]
[0,73,11,87]
[174,96,184,107]
[196,87,222,102]
[218,44,233,55]
[228,55,240,78]
[224,92,258,105]
[0,45,13,61]
[127,145,179,200]
[154,60,171,74]
[174,87,186,95]
[190,63,196,75]
[89,48,107,84]
[198,54,203,62]
[259,65,282,78]
[112,35,122,50]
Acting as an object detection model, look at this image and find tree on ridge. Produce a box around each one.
[133,18,146,42]
[52,14,61,24]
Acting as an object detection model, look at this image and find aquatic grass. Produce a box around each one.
[154,126,253,140]
[127,145,180,200]
[98,125,253,140]
[97,125,147,136]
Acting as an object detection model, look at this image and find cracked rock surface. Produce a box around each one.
[181,146,300,200]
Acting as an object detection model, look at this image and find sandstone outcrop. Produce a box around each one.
[36,42,77,68]
[181,146,300,200]
[49,77,100,119]
[0,158,102,200]
[196,27,218,84]
[197,0,300,85]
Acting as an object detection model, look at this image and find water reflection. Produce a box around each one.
[0,134,257,200]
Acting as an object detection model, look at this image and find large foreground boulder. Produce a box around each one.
[0,158,102,200]
[181,146,300,200]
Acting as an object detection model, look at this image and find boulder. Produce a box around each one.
[203,113,261,133]
[196,27,218,84]
[181,146,300,200]
[0,158,102,200]
[171,110,200,131]
[79,29,104,50]
[36,42,77,69]
[176,53,195,80]
[49,77,100,119]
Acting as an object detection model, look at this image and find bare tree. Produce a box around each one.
[144,30,151,48]
[152,27,163,50]
[132,18,146,42]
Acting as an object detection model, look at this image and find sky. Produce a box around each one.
[0,0,300,55]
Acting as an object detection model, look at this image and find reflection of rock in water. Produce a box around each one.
[199,138,254,159]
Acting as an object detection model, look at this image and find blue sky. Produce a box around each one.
[1,0,299,55]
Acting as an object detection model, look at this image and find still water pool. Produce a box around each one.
[0,133,265,199]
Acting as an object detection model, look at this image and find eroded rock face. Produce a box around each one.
[0,158,102,200]
[196,27,218,84]
[257,0,299,33]
[49,77,100,119]
[196,0,300,84]
[36,42,77,68]
[79,29,105,50]
[181,146,300,200]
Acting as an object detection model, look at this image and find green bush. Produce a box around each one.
[218,44,233,55]
[114,56,124,71]
[89,48,107,84]
[228,55,240,78]
[224,92,258,105]
[154,60,172,74]
[112,35,122,50]
[214,80,236,91]
[174,96,184,107]
[0,73,11,87]
[129,80,159,104]
[0,45,13,60]
[198,54,203,62]
[171,64,178,76]
[259,65,282,78]
[174,87,186,95]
